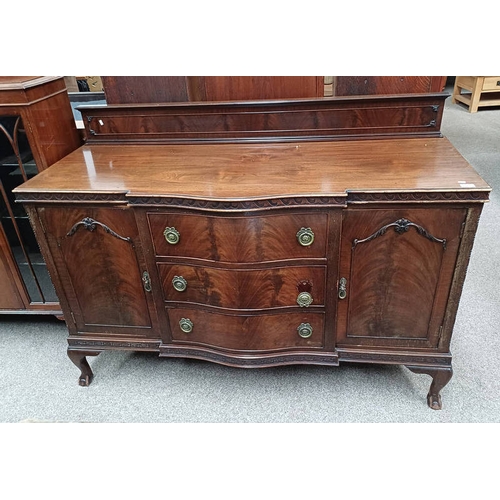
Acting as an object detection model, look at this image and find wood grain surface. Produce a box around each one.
[13,139,491,201]
[336,207,466,348]
[334,77,447,96]
[148,212,327,262]
[78,93,446,144]
[168,308,325,351]
[40,207,153,332]
[159,263,326,310]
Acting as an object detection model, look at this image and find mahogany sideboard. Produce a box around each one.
[14,94,490,409]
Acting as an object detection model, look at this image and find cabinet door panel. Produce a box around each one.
[337,208,466,348]
[40,207,155,336]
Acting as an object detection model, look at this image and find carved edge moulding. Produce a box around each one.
[15,191,490,207]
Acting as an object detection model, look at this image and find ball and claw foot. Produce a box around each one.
[68,349,101,387]
[406,365,453,410]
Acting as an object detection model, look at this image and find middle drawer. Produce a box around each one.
[158,263,326,310]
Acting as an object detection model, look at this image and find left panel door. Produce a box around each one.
[38,206,158,338]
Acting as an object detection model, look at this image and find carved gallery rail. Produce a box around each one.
[78,93,447,144]
[14,95,491,410]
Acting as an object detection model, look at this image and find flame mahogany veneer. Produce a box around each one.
[14,94,491,409]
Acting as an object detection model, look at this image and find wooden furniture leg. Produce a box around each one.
[67,349,101,386]
[406,365,453,410]
[451,80,461,105]
[470,77,484,113]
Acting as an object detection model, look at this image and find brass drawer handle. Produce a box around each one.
[296,227,315,246]
[172,276,187,292]
[297,291,313,307]
[338,277,347,300]
[164,227,180,245]
[179,318,193,333]
[297,322,313,338]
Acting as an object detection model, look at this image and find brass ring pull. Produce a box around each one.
[338,277,347,300]
[297,322,313,338]
[164,227,180,245]
[172,276,187,292]
[297,291,313,307]
[296,227,315,247]
[179,318,193,333]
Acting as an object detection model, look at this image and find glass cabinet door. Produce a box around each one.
[0,115,58,305]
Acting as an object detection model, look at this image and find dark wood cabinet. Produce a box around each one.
[333,76,447,96]
[100,76,447,104]
[14,94,490,409]
[0,77,81,315]
[101,76,324,104]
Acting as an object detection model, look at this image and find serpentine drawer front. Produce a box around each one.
[158,264,326,310]
[148,212,328,262]
[167,309,325,351]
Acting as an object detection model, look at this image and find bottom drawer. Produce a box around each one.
[168,309,325,351]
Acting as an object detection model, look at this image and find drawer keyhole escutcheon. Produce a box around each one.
[338,277,347,299]
[179,318,193,333]
[142,271,152,293]
[164,226,180,245]
[297,291,313,307]
[297,322,313,338]
[172,276,187,292]
[296,227,315,246]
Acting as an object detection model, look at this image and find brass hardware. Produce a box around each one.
[66,217,132,243]
[164,226,180,245]
[338,277,347,300]
[179,318,193,333]
[352,218,446,250]
[142,271,152,293]
[297,291,313,307]
[296,227,315,246]
[297,322,313,339]
[172,276,187,292]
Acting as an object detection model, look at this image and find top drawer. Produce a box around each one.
[148,212,328,262]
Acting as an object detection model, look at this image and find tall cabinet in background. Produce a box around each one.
[100,76,447,103]
[0,76,81,315]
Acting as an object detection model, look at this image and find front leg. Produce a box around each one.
[406,365,453,410]
[67,349,101,386]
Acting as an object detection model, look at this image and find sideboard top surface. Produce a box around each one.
[14,138,491,202]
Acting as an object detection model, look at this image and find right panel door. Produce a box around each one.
[336,207,466,349]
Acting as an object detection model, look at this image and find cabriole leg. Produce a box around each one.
[67,349,101,387]
[406,365,453,410]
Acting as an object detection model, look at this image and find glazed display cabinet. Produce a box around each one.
[0,77,81,314]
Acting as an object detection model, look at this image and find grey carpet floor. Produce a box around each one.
[1,89,499,423]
